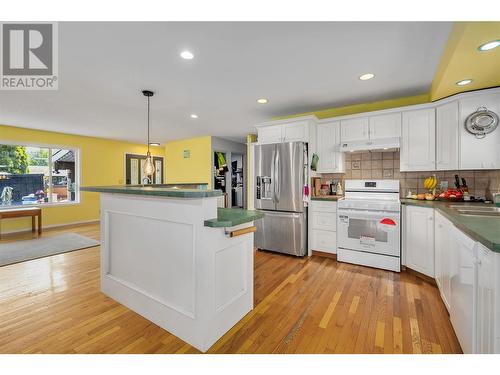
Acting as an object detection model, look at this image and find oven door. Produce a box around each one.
[337,208,400,256]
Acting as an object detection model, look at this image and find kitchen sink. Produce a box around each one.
[450,205,500,217]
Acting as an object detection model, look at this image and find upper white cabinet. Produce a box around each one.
[340,117,369,141]
[459,92,500,170]
[369,113,402,139]
[316,120,344,173]
[255,116,316,145]
[257,125,283,144]
[436,101,459,171]
[400,108,436,171]
[403,205,434,277]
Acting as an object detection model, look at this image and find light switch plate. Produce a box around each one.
[183,150,190,158]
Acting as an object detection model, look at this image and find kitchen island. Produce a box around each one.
[81,185,263,352]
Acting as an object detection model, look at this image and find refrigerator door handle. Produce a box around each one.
[270,148,276,203]
[275,149,280,203]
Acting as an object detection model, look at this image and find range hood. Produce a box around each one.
[340,137,400,153]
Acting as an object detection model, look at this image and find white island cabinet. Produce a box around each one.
[81,185,262,352]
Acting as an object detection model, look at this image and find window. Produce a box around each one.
[0,143,79,207]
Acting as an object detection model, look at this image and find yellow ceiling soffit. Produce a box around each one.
[431,22,500,101]
[274,93,430,121]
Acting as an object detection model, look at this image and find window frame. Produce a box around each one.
[0,140,81,208]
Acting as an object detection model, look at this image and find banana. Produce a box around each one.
[424,175,438,191]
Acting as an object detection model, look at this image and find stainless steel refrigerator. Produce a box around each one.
[254,142,307,256]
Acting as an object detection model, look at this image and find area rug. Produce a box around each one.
[0,233,100,267]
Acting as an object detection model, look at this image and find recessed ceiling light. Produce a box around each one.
[456,79,473,86]
[180,50,194,60]
[478,40,500,51]
[190,114,198,119]
[359,73,375,81]
[149,142,161,147]
[257,98,268,104]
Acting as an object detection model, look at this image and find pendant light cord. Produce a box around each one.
[147,95,150,153]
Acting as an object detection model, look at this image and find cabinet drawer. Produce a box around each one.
[311,229,337,253]
[312,211,337,231]
[310,200,337,213]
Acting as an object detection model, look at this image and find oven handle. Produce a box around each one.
[337,208,400,219]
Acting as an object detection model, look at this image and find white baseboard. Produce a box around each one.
[0,219,100,236]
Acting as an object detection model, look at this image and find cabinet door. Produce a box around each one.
[317,121,343,173]
[404,205,434,277]
[459,92,500,170]
[400,108,436,171]
[311,229,337,253]
[434,211,451,311]
[340,117,369,142]
[436,101,459,170]
[282,122,308,142]
[369,113,401,139]
[258,125,282,144]
[449,226,476,354]
[476,244,495,354]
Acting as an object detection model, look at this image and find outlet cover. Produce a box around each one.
[183,150,190,158]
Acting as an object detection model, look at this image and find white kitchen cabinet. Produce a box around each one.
[256,116,316,145]
[459,92,500,170]
[400,108,436,171]
[340,117,369,142]
[404,205,434,277]
[309,200,337,254]
[449,225,476,354]
[257,125,282,144]
[476,243,498,354]
[369,113,402,139]
[316,120,344,173]
[283,122,308,142]
[434,210,452,311]
[436,101,459,171]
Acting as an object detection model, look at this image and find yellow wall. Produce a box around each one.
[0,124,164,233]
[431,22,500,101]
[275,93,430,121]
[164,136,212,188]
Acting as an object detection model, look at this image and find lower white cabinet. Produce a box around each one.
[434,210,452,311]
[449,225,476,354]
[416,205,500,354]
[403,205,435,277]
[476,243,498,354]
[309,201,337,254]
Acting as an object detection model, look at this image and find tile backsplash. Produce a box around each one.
[319,151,500,199]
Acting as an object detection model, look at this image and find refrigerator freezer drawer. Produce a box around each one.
[255,210,307,257]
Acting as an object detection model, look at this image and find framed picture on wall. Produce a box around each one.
[125,153,164,185]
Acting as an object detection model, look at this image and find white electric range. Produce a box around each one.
[336,180,401,272]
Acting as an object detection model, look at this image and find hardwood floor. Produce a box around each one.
[0,223,462,354]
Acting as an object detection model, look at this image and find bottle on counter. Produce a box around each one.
[336,182,343,196]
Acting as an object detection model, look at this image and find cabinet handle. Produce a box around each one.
[228,226,257,237]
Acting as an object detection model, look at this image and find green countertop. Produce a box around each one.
[81,185,222,198]
[401,199,500,252]
[204,208,264,228]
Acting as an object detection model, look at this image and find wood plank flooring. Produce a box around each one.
[0,223,462,354]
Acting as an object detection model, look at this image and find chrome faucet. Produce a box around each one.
[142,176,151,185]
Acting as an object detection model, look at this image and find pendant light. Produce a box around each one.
[142,90,155,177]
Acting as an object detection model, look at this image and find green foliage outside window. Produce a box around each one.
[0,145,29,174]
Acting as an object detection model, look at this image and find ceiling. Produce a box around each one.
[0,22,452,144]
[431,22,500,101]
